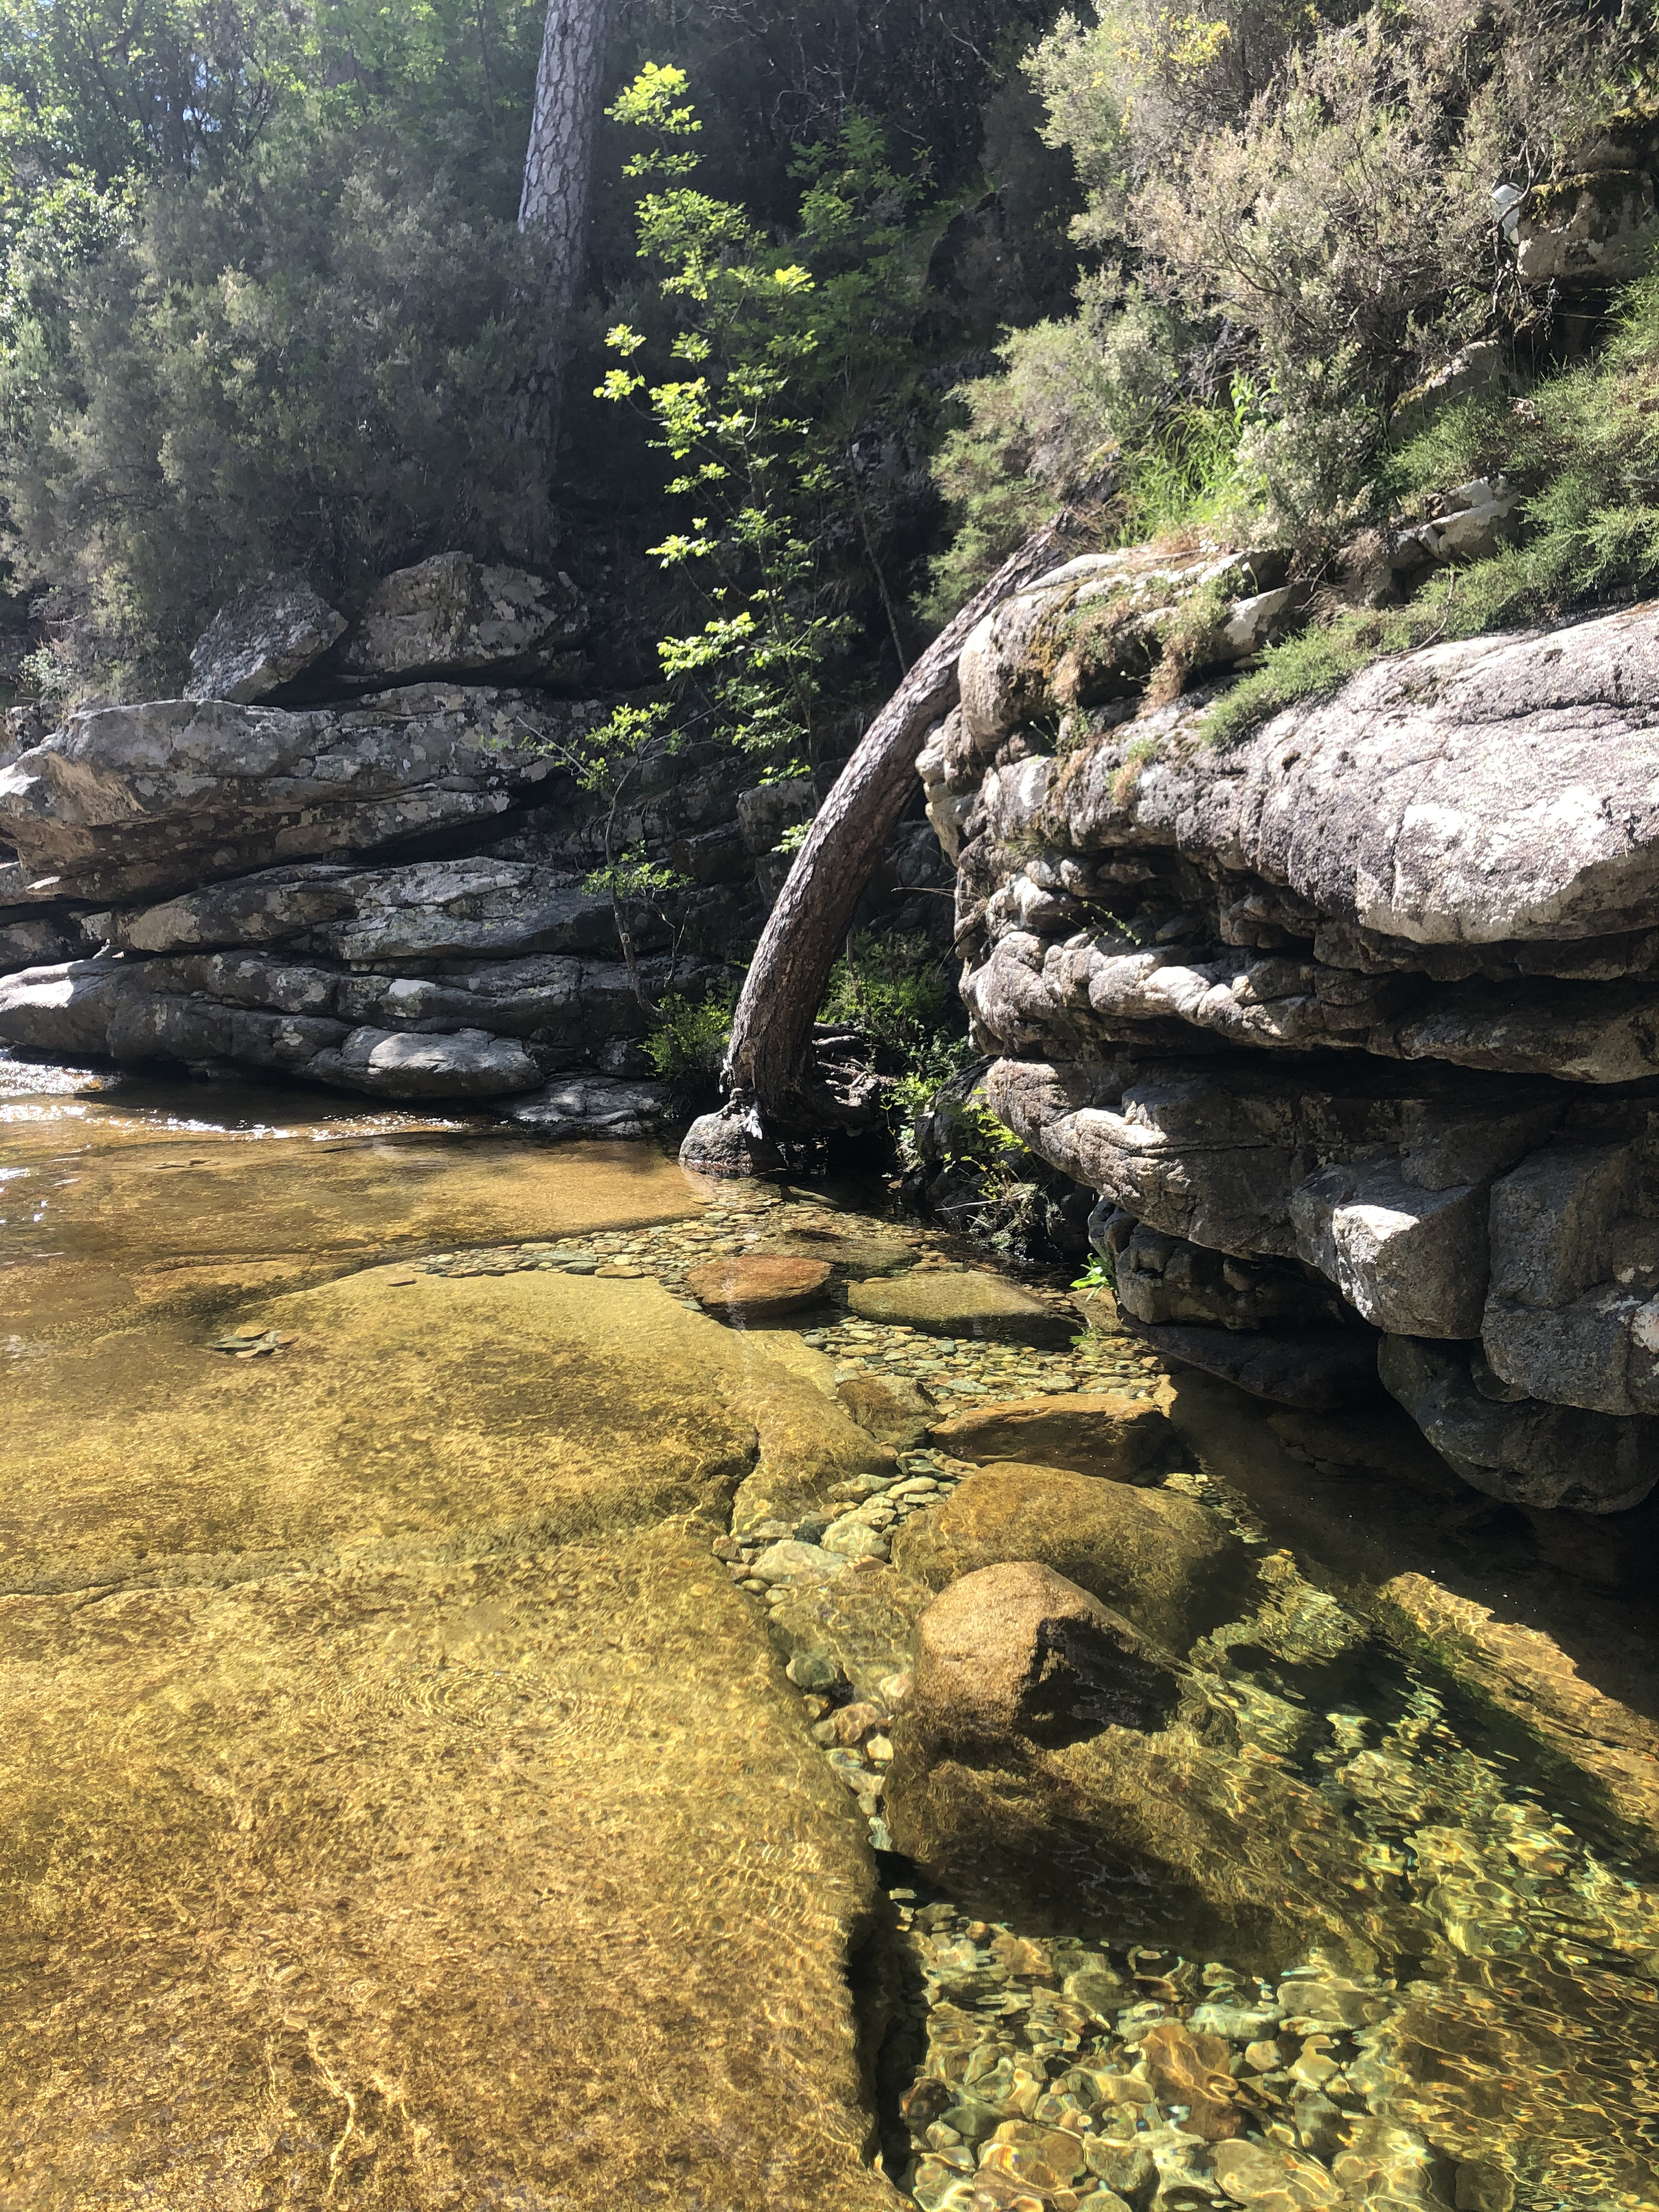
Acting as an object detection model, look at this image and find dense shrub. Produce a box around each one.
[926,0,1645,607]
[1202,269,1659,740]
[2,137,543,690]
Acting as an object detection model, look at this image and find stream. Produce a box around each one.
[3,1052,1659,2210]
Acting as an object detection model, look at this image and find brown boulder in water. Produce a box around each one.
[927,1391,1172,1478]
[891,1460,1247,1649]
[687,1253,832,1321]
[905,1561,1181,1752]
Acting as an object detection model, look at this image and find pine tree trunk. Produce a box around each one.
[681,521,1079,1173]
[515,0,615,556]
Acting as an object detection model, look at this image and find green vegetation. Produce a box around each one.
[597,65,944,773]
[0,0,550,691]
[644,985,739,1100]
[0,0,1061,701]
[922,0,1659,732]
[1201,269,1659,738]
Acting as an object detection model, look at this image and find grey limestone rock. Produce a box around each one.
[310,1025,541,1099]
[0,687,597,905]
[499,1072,669,1138]
[105,857,619,963]
[972,599,1659,950]
[933,593,1659,1508]
[333,554,589,687]
[0,914,83,975]
[1128,1319,1385,1411]
[186,579,347,704]
[1378,1336,1659,1512]
[1111,1218,1339,1334]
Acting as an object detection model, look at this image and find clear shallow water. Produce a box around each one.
[4,1056,1659,2209]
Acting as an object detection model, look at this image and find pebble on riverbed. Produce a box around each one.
[891,1902,1457,2212]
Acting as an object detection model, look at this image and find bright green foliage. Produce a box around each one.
[644,985,739,1102]
[819,929,956,1052]
[820,928,976,1150]
[599,64,942,769]
[516,700,692,1010]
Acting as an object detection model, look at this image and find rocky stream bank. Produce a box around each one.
[0,556,948,1131]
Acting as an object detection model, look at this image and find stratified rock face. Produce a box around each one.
[0,686,594,904]
[0,859,717,1098]
[186,578,347,703]
[334,553,589,687]
[927,591,1659,1509]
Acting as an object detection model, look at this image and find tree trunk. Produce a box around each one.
[515,0,615,555]
[681,520,1081,1174]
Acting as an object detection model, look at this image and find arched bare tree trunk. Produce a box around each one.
[681,521,1079,1174]
[515,0,615,556]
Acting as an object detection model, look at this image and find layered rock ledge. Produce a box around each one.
[0,555,949,1114]
[922,571,1659,1511]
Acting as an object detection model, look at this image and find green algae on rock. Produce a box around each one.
[848,1269,1071,1343]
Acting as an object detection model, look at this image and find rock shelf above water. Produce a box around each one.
[924,581,1659,1511]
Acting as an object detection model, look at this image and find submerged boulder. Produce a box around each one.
[902,1561,1181,1750]
[925,1391,1172,1478]
[890,1462,1248,1650]
[848,1268,1068,1342]
[687,1253,834,1321]
[885,1560,1416,1970]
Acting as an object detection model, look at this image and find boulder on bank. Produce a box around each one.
[186,578,347,704]
[891,1462,1248,1649]
[0,687,597,905]
[333,553,590,687]
[502,1073,668,1138]
[926,1391,1171,1478]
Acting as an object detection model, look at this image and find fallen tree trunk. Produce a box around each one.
[681,520,1080,1174]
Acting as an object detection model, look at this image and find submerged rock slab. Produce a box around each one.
[0,1532,890,2212]
[848,1269,1066,1342]
[0,1267,884,1593]
[0,1223,903,2209]
[925,1391,1172,1478]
